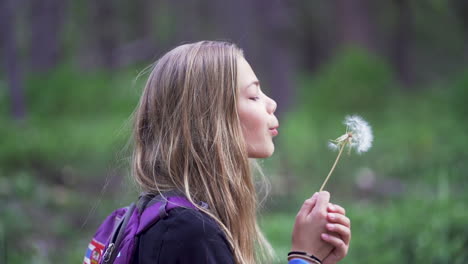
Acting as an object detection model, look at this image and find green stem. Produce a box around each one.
[319,141,348,192]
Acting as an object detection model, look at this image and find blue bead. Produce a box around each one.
[288,258,310,264]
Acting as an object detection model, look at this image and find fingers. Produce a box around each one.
[296,192,318,219]
[319,204,351,264]
[321,233,348,260]
[327,213,351,228]
[327,203,345,215]
[325,223,351,244]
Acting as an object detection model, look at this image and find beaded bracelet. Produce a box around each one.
[288,258,311,264]
[288,255,320,264]
[288,251,322,264]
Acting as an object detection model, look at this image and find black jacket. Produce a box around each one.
[135,206,235,263]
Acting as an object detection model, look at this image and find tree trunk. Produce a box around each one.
[290,2,330,74]
[116,0,158,66]
[169,0,202,43]
[392,0,413,87]
[334,0,375,51]
[1,0,27,120]
[92,0,118,68]
[452,0,468,59]
[253,0,297,117]
[29,0,66,71]
[212,0,256,55]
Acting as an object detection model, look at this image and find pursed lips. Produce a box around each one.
[269,125,279,136]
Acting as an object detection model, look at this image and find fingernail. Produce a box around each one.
[328,204,335,210]
[328,213,335,220]
[322,233,329,239]
[326,223,335,230]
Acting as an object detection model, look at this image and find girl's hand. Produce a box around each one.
[321,203,351,264]
[291,191,334,261]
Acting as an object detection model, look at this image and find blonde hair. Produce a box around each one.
[132,41,275,264]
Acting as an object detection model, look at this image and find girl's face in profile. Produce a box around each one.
[237,57,279,158]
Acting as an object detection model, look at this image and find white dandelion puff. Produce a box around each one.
[320,115,373,191]
[343,115,373,154]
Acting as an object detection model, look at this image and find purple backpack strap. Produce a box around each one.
[84,207,130,264]
[106,195,202,264]
[136,196,198,235]
[100,203,136,263]
[84,193,207,264]
[106,196,197,264]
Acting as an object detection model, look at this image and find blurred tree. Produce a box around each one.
[29,0,66,71]
[92,0,119,68]
[453,0,468,57]
[169,0,204,43]
[213,0,297,116]
[211,0,256,51]
[292,1,331,72]
[130,0,155,40]
[1,0,26,120]
[334,0,376,51]
[115,0,158,66]
[254,0,297,116]
[391,0,414,87]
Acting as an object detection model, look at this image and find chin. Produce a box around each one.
[248,146,275,158]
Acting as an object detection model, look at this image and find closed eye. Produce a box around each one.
[249,97,260,101]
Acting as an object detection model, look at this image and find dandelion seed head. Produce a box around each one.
[321,115,373,191]
[344,115,373,154]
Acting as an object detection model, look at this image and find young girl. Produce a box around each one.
[131,41,351,264]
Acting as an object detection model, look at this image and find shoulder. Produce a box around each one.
[137,207,235,263]
[163,207,226,241]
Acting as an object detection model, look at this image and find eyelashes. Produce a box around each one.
[249,96,260,101]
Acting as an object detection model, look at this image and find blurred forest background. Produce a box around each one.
[1,0,468,263]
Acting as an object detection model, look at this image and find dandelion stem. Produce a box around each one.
[320,141,348,192]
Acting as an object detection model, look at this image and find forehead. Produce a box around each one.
[237,57,259,91]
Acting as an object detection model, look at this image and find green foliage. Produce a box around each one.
[24,65,141,118]
[0,65,142,173]
[297,47,396,116]
[0,65,142,263]
[347,196,468,263]
[451,69,468,119]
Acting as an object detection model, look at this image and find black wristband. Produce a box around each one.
[288,251,322,264]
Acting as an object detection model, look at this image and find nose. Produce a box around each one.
[267,97,277,114]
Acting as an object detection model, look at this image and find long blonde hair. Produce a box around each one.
[132,41,274,264]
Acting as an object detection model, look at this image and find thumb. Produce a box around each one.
[313,191,330,213]
[297,192,318,219]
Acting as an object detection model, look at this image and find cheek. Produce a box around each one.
[238,104,275,158]
[243,115,263,133]
[238,106,264,141]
